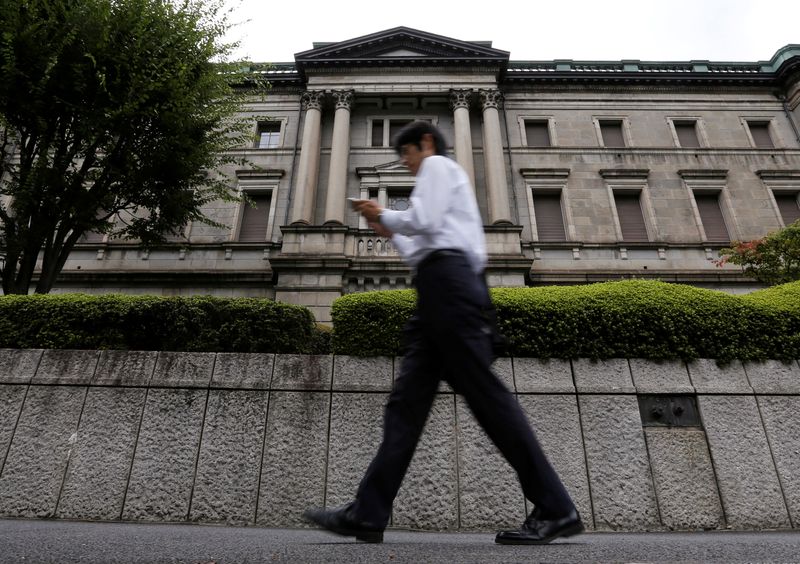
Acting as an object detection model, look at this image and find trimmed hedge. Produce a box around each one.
[0,293,321,353]
[331,280,800,361]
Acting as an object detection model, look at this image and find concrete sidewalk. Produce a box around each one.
[1,519,799,564]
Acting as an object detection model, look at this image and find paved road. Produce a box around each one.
[1,519,799,563]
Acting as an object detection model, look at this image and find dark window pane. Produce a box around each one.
[694,193,730,242]
[600,120,625,147]
[257,121,281,148]
[525,120,551,147]
[239,194,271,242]
[533,192,566,241]
[775,192,800,225]
[372,120,384,147]
[674,121,700,148]
[614,192,648,241]
[748,122,774,148]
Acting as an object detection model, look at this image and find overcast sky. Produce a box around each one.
[222,0,799,64]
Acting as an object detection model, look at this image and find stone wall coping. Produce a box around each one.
[1,350,796,394]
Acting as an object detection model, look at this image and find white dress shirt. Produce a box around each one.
[379,155,487,274]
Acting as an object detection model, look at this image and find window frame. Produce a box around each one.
[231,172,282,243]
[254,118,287,149]
[365,116,438,147]
[741,117,779,149]
[593,116,632,148]
[667,117,708,148]
[518,115,557,147]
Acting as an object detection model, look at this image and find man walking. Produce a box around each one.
[304,121,583,545]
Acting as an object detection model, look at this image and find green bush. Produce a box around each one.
[331,280,800,361]
[0,294,320,353]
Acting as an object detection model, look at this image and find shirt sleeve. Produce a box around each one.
[390,233,415,259]
[379,157,452,237]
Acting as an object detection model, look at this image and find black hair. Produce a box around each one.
[392,120,448,156]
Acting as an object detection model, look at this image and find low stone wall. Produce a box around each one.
[0,349,797,532]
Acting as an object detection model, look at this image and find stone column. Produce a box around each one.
[323,90,355,224]
[290,90,324,224]
[450,89,476,190]
[480,89,512,224]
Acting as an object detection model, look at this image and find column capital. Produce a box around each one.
[449,89,473,111]
[479,88,504,110]
[331,89,355,111]
[301,90,325,111]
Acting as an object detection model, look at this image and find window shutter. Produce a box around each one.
[674,121,700,148]
[775,192,800,225]
[748,122,774,148]
[533,192,566,241]
[239,194,271,242]
[525,121,551,147]
[600,121,625,147]
[694,193,730,242]
[614,192,648,241]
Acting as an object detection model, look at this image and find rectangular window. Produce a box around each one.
[674,120,701,148]
[238,194,272,242]
[532,192,566,241]
[525,120,551,147]
[389,119,413,144]
[694,193,730,242]
[256,122,281,149]
[599,120,626,147]
[747,121,774,148]
[614,191,648,241]
[371,120,384,147]
[774,191,800,225]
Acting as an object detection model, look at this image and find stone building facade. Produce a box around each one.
[51,28,800,321]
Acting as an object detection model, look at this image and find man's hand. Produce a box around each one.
[354,199,383,224]
[369,221,393,238]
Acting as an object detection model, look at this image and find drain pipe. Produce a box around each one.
[779,94,800,145]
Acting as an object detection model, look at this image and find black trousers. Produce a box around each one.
[351,251,575,527]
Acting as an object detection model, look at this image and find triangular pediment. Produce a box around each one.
[295,27,509,69]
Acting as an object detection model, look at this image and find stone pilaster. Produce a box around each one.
[289,90,325,225]
[449,89,476,190]
[323,90,355,225]
[480,89,512,224]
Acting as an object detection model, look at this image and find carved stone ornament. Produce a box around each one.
[301,90,325,111]
[331,89,355,110]
[479,88,504,110]
[449,89,472,111]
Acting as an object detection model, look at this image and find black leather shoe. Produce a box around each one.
[303,504,384,543]
[495,508,584,545]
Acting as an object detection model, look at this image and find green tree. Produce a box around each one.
[0,0,260,294]
[716,220,800,285]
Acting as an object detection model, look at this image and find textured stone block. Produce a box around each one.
[190,390,269,525]
[56,388,146,519]
[92,350,157,387]
[211,353,274,389]
[455,396,525,530]
[755,396,800,527]
[394,395,459,530]
[573,358,635,393]
[630,359,693,394]
[271,355,332,390]
[644,428,724,530]
[257,392,329,526]
[0,385,27,474]
[122,389,207,521]
[699,395,790,529]
[513,358,574,393]
[579,395,660,530]
[333,356,393,391]
[744,361,800,394]
[149,352,215,388]
[0,386,86,518]
[688,359,752,394]
[32,350,99,385]
[518,395,593,529]
[492,357,515,391]
[0,349,42,383]
[326,393,386,508]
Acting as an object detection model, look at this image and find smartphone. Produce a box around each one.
[347,198,368,210]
